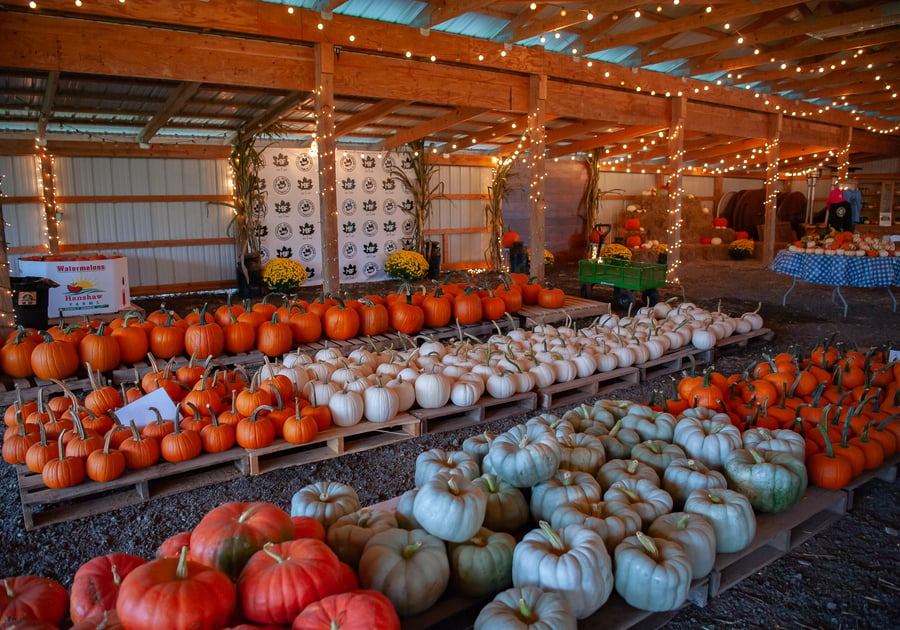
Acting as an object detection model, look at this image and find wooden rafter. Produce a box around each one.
[683,138,768,164]
[735,49,900,88]
[583,0,805,56]
[436,113,529,155]
[416,1,490,29]
[334,99,412,139]
[544,120,617,145]
[35,70,59,145]
[379,106,488,152]
[227,91,311,144]
[644,4,898,67]
[802,80,890,101]
[571,13,620,53]
[547,124,668,159]
[628,132,725,163]
[502,2,636,44]
[136,81,201,145]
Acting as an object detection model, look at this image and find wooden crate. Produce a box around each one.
[715,327,775,352]
[637,346,714,381]
[842,452,899,510]
[535,367,640,409]
[410,392,538,434]
[244,414,422,475]
[707,485,847,598]
[517,296,610,327]
[16,449,248,531]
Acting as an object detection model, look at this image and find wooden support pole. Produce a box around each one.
[0,200,14,332]
[836,126,853,181]
[40,151,60,256]
[666,96,686,282]
[762,112,783,266]
[528,74,547,284]
[315,43,340,294]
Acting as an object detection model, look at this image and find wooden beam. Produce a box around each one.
[528,75,547,284]
[667,96,686,282]
[503,2,633,44]
[684,138,768,164]
[763,113,782,265]
[136,81,201,145]
[315,44,339,294]
[544,120,617,145]
[35,71,59,145]
[228,91,311,145]
[435,113,530,156]
[548,125,668,159]
[734,50,900,88]
[584,0,805,55]
[417,0,490,29]
[39,152,60,256]
[0,201,14,330]
[0,139,231,159]
[334,99,412,139]
[380,107,487,152]
[644,4,900,67]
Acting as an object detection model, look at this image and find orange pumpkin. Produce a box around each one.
[625,235,642,248]
[500,230,519,248]
[624,218,641,231]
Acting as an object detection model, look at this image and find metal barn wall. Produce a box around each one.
[53,157,233,292]
[1,155,45,273]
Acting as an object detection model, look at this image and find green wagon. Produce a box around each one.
[578,258,668,310]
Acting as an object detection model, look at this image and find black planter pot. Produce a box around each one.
[237,253,265,298]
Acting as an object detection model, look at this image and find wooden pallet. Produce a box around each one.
[410,392,538,434]
[535,367,640,409]
[707,485,847,598]
[16,449,248,530]
[244,414,422,475]
[517,296,610,327]
[841,453,899,510]
[715,327,775,352]
[637,346,714,381]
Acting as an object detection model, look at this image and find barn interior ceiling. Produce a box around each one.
[1,0,899,173]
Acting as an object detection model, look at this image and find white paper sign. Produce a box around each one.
[889,349,900,362]
[114,387,179,429]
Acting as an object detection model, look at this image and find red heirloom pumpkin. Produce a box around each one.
[712,217,729,228]
[735,231,750,240]
[189,501,294,581]
[69,609,125,630]
[291,516,326,541]
[116,548,235,630]
[624,218,641,231]
[291,590,401,630]
[238,539,353,625]
[156,531,192,559]
[0,575,68,627]
[626,235,642,248]
[70,553,147,622]
[700,237,713,244]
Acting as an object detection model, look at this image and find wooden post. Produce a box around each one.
[713,175,723,209]
[528,74,547,284]
[762,112,783,266]
[0,200,14,332]
[40,151,60,255]
[666,96,685,283]
[836,126,853,181]
[315,43,339,294]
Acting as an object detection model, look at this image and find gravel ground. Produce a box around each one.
[1,258,898,629]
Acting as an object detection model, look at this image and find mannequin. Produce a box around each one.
[826,187,853,232]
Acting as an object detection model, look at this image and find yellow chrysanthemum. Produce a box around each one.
[262,257,308,293]
[385,250,429,281]
[600,243,633,260]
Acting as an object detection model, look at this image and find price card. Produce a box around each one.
[114,387,178,429]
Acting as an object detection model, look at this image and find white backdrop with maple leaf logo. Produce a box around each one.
[257,148,414,287]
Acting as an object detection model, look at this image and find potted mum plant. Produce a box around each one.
[262,257,307,295]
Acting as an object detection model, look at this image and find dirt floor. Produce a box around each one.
[1,258,898,629]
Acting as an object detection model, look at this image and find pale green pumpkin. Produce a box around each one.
[474,586,576,630]
[602,477,674,528]
[325,507,397,570]
[684,488,756,553]
[290,480,361,528]
[462,431,497,469]
[483,423,561,488]
[471,473,530,533]
[556,432,606,476]
[596,458,660,490]
[614,532,693,611]
[620,404,677,442]
[673,416,742,471]
[415,447,480,488]
[648,511,717,578]
[630,439,687,476]
[530,470,603,523]
[662,457,727,510]
[722,448,808,513]
[597,420,642,460]
[448,527,516,598]
[511,522,613,620]
[395,487,422,530]
[549,500,641,554]
[358,527,450,617]
[741,427,806,461]
[413,471,486,542]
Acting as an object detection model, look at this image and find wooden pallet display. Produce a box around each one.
[535,366,640,409]
[244,413,421,476]
[636,346,714,381]
[841,452,899,510]
[16,448,248,531]
[517,296,610,327]
[707,485,847,598]
[714,327,775,352]
[409,392,538,434]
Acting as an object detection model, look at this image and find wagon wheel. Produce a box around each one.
[641,288,660,306]
[613,287,635,311]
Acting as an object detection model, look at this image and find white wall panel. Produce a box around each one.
[684,175,714,198]
[430,164,491,265]
[1,155,45,273]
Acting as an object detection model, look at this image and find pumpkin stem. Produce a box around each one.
[635,531,659,558]
[402,541,423,559]
[749,449,765,465]
[517,598,534,621]
[238,505,260,524]
[261,541,287,564]
[538,520,566,552]
[3,579,13,598]
[175,545,191,579]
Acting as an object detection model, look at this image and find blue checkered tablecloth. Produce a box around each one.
[770,250,900,288]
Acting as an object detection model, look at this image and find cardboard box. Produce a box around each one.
[18,255,130,316]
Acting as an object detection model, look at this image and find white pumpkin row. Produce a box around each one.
[254,300,765,427]
[287,398,811,624]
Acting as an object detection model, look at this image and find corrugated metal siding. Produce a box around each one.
[429,164,491,266]
[0,155,45,273]
[54,157,233,288]
[858,158,900,174]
